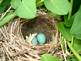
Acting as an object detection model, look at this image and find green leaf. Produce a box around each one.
[40,54,60,61]
[73,39,81,53]
[70,6,81,39]
[15,0,37,19]
[0,0,11,13]
[36,0,44,7]
[0,0,3,4]
[72,0,81,15]
[67,55,78,61]
[0,12,16,27]
[57,22,72,41]
[67,42,81,61]
[10,0,21,9]
[44,0,70,15]
[64,15,75,27]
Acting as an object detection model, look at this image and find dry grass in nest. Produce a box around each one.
[0,18,63,61]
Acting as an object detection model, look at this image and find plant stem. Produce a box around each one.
[37,0,44,7]
[0,6,11,20]
[67,42,81,61]
[60,35,67,61]
[71,36,74,46]
[0,12,16,27]
[68,0,73,19]
[37,0,44,5]
[0,0,3,4]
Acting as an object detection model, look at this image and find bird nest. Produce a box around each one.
[0,17,62,61]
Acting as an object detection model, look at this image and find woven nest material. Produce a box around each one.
[0,18,62,61]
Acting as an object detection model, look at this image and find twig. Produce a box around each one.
[60,33,67,61]
[67,42,81,61]
[68,0,73,19]
[0,6,11,20]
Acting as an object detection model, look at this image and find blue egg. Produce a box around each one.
[37,33,46,45]
[32,37,38,46]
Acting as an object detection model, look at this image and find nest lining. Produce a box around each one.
[0,18,62,61]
